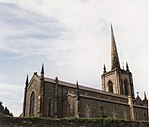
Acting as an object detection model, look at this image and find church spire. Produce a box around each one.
[111,25,120,70]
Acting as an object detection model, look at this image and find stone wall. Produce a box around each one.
[0,114,148,127]
[79,96,130,119]
[23,76,148,121]
[44,82,55,117]
[25,74,41,116]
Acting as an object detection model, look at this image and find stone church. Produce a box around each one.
[22,25,148,121]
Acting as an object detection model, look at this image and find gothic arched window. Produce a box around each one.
[124,80,128,96]
[29,91,35,115]
[113,108,117,118]
[144,113,147,120]
[86,104,90,118]
[124,110,127,120]
[134,111,138,120]
[68,104,71,116]
[100,106,104,116]
[48,98,51,116]
[108,80,113,93]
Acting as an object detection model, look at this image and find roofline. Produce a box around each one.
[80,94,129,106]
[133,104,148,109]
[26,73,40,90]
[44,77,128,100]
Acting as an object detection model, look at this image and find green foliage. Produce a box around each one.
[0,114,148,127]
[61,116,121,123]
[0,101,13,116]
[97,113,108,118]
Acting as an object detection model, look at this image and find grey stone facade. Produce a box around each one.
[23,26,148,121]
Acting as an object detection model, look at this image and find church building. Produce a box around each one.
[23,25,148,121]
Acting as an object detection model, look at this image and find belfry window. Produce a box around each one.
[108,80,113,93]
[29,91,35,115]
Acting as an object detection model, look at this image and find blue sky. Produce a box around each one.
[0,0,148,116]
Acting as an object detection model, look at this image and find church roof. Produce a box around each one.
[44,76,128,99]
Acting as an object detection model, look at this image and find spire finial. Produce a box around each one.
[76,80,79,88]
[103,64,106,73]
[126,62,129,71]
[55,76,58,82]
[25,74,29,88]
[137,92,139,97]
[111,25,120,70]
[144,92,147,100]
[41,63,44,75]
[76,80,80,100]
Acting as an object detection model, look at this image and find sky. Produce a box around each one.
[0,0,148,116]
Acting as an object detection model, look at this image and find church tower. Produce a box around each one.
[101,25,135,99]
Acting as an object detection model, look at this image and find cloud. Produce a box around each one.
[0,83,23,116]
[0,0,148,116]
[0,3,72,55]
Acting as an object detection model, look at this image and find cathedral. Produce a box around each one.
[22,25,148,121]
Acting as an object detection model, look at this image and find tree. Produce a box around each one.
[0,101,4,113]
[0,101,13,116]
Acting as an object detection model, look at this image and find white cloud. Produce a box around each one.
[0,0,148,116]
[0,83,23,116]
